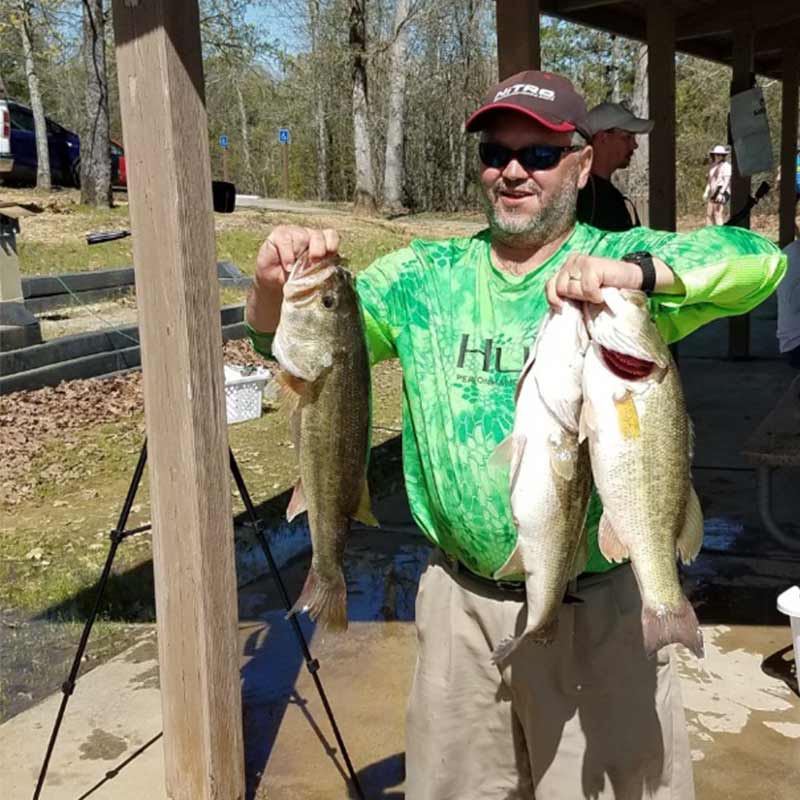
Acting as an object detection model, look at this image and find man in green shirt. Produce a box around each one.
[246,70,785,799]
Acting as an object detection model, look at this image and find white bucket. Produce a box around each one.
[776,585,800,684]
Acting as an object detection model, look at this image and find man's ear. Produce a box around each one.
[576,145,593,189]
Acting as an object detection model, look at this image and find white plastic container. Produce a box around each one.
[223,364,271,424]
[777,585,800,684]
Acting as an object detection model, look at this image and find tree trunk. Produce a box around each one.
[628,44,650,226]
[350,0,376,214]
[608,35,623,103]
[382,0,410,214]
[81,0,112,206]
[309,0,328,201]
[18,3,50,191]
[234,78,255,193]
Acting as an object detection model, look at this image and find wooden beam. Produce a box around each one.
[676,0,799,41]
[553,0,623,11]
[778,36,799,248]
[496,0,541,78]
[111,3,245,799]
[647,0,676,232]
[728,19,755,359]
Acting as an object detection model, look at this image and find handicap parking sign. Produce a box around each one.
[279,128,291,144]
[219,134,228,149]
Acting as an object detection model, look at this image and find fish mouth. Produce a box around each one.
[284,252,339,305]
[600,346,655,380]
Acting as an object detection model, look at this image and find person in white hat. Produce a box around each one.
[576,101,654,231]
[703,145,732,225]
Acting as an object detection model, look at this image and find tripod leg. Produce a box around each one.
[228,449,366,800]
[33,441,149,800]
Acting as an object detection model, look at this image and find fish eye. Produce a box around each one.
[321,294,337,309]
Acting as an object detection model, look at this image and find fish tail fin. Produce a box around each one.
[491,635,524,665]
[287,567,348,632]
[642,599,703,659]
[491,619,558,665]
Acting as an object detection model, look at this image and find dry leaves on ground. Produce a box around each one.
[1,339,270,507]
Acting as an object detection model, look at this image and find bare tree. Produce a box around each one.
[382,0,410,214]
[350,0,376,214]
[80,0,111,205]
[628,44,649,225]
[309,0,329,200]
[15,0,50,189]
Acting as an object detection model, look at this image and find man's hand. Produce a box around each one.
[545,253,682,309]
[247,225,340,333]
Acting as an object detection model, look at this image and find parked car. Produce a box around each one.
[110,139,127,188]
[0,98,126,189]
[0,98,80,187]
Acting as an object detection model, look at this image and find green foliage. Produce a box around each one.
[1,1,792,217]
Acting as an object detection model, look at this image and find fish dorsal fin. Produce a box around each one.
[598,512,629,563]
[676,486,703,564]
[352,480,379,527]
[286,479,308,522]
[494,541,525,581]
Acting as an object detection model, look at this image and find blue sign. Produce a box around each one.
[279,128,291,144]
[219,134,229,149]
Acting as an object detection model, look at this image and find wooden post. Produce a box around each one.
[647,0,676,232]
[496,0,541,79]
[728,18,755,359]
[778,34,799,248]
[111,3,245,799]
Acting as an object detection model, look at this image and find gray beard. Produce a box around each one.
[481,167,579,248]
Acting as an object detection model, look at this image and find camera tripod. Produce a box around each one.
[32,438,365,800]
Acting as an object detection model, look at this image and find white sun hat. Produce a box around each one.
[709,144,729,155]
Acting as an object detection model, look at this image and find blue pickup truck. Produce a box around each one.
[0,98,81,187]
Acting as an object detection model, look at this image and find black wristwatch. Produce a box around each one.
[621,251,656,295]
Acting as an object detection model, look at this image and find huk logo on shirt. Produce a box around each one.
[456,333,531,382]
[494,84,556,103]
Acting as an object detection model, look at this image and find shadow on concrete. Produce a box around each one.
[239,527,428,799]
[762,644,799,698]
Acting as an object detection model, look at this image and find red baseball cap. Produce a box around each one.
[466,70,590,140]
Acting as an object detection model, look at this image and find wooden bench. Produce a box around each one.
[742,375,800,550]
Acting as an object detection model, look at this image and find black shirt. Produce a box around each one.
[576,174,637,231]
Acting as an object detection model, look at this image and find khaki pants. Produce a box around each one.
[405,551,695,800]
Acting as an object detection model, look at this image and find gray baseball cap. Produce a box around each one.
[586,102,654,136]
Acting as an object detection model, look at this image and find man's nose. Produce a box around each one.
[501,158,529,180]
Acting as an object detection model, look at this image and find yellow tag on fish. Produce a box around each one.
[614,390,640,439]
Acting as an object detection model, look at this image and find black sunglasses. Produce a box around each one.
[479,142,582,171]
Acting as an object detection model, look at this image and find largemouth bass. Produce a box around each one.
[581,287,704,658]
[272,252,377,631]
[491,299,593,664]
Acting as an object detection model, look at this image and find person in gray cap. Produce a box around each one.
[576,101,654,231]
[246,70,786,800]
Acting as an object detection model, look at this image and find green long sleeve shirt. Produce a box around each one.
[250,222,786,577]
